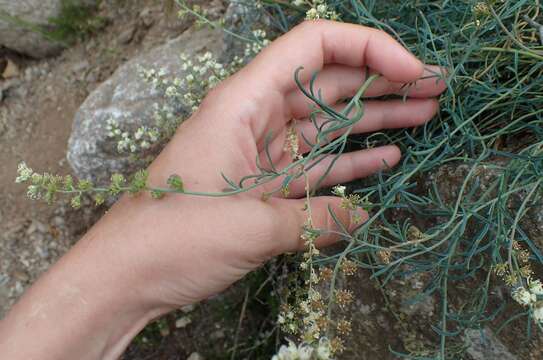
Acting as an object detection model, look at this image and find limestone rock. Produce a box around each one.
[0,0,97,58]
[67,28,223,184]
[465,328,517,360]
[186,353,205,360]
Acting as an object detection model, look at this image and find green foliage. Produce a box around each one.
[0,9,59,45]
[47,0,106,43]
[167,174,184,191]
[258,0,543,358]
[0,0,105,46]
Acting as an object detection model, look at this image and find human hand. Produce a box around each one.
[135,20,447,308]
[0,20,446,360]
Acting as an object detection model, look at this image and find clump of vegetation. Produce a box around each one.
[259,0,543,358]
[16,0,543,358]
[47,0,106,43]
[0,0,105,46]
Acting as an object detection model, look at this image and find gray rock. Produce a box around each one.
[26,220,47,235]
[0,0,97,58]
[222,1,272,63]
[465,328,517,360]
[186,353,205,360]
[174,316,192,329]
[67,28,223,184]
[71,60,90,74]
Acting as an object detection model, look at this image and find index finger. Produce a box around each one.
[245,20,424,93]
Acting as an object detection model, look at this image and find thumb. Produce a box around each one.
[272,196,368,254]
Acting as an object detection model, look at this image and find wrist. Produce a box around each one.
[0,208,171,360]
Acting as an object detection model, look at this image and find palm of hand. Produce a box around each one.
[137,20,446,306]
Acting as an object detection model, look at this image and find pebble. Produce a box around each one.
[12,270,29,283]
[359,303,371,315]
[35,244,49,259]
[175,316,192,328]
[13,281,24,296]
[24,68,34,82]
[210,329,225,340]
[85,70,99,84]
[2,59,20,79]
[187,353,205,360]
[159,326,170,337]
[72,60,90,74]
[118,23,137,44]
[181,304,195,313]
[51,216,65,227]
[26,220,48,235]
[30,232,45,244]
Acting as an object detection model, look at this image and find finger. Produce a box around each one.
[259,98,437,160]
[286,65,446,119]
[245,20,424,95]
[284,145,401,198]
[271,196,368,254]
[294,98,439,152]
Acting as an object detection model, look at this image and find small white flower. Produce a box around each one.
[534,306,543,323]
[140,141,151,150]
[134,127,145,140]
[27,185,40,199]
[287,311,294,319]
[16,162,33,183]
[149,131,159,142]
[529,279,543,296]
[298,345,313,360]
[316,338,331,360]
[332,185,346,197]
[306,8,318,19]
[317,4,327,13]
[513,287,536,306]
[165,86,178,98]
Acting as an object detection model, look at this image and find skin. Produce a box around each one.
[0,20,446,359]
